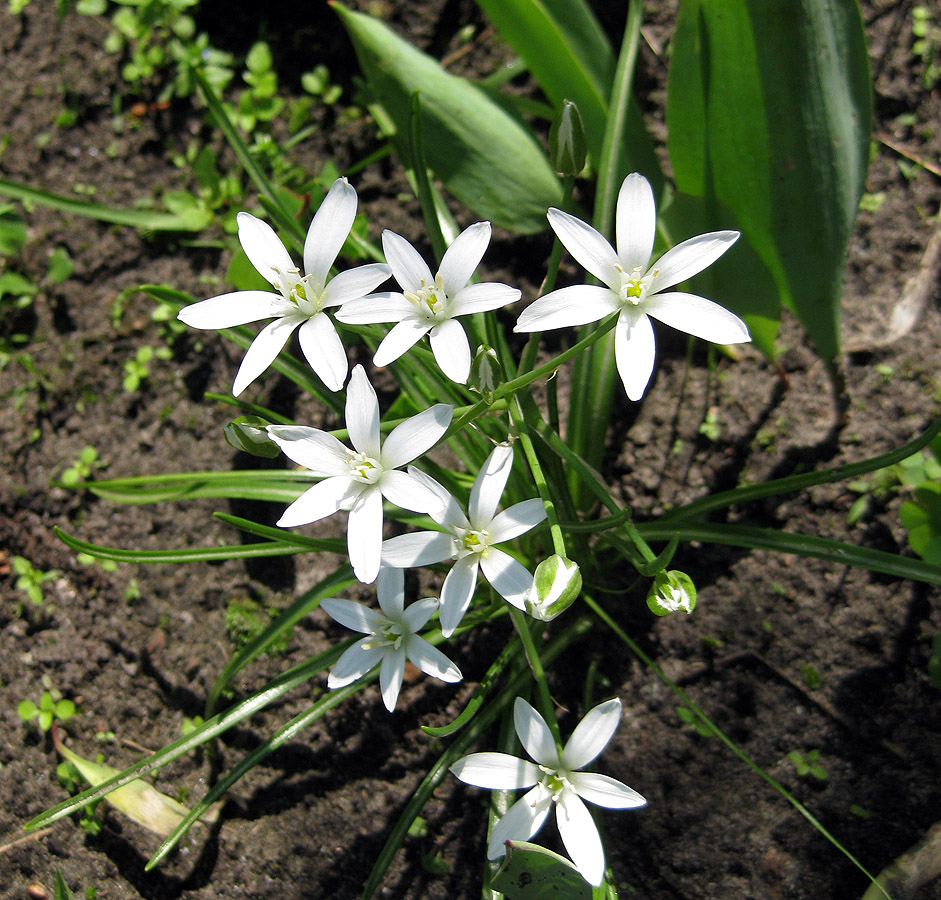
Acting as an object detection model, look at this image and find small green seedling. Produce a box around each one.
[60,446,101,486]
[787,749,828,781]
[12,555,58,610]
[19,688,76,732]
[123,344,171,392]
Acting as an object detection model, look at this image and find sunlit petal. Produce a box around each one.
[560,699,621,770]
[406,467,465,527]
[570,773,646,810]
[383,229,434,292]
[643,291,750,344]
[513,697,558,768]
[400,597,439,633]
[373,318,431,367]
[439,556,479,637]
[648,230,739,293]
[379,649,406,711]
[429,319,471,383]
[177,290,288,328]
[556,790,605,886]
[547,208,620,286]
[334,292,412,324]
[297,313,348,392]
[615,173,656,272]
[237,212,294,286]
[276,476,355,527]
[487,786,552,859]
[345,365,381,458]
[480,549,534,609]
[232,315,303,396]
[614,309,655,402]
[449,752,540,790]
[303,177,357,286]
[323,263,393,306]
[382,531,455,567]
[405,634,462,683]
[347,487,384,584]
[450,282,521,316]
[328,640,382,687]
[375,565,405,618]
[438,221,490,296]
[514,286,617,332]
[381,404,452,469]
[320,597,385,635]
[266,425,349,475]
[468,443,513,527]
[488,498,546,543]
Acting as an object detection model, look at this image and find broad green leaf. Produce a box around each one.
[491,842,593,899]
[53,730,220,837]
[333,3,561,233]
[667,0,871,361]
[473,0,663,195]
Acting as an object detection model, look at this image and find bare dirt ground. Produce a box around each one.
[1,1,940,898]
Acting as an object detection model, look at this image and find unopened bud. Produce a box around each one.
[646,570,697,616]
[525,555,581,621]
[549,100,587,176]
[470,344,500,394]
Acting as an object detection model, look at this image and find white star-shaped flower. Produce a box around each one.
[177,178,391,395]
[336,223,520,383]
[515,172,750,400]
[321,566,462,712]
[266,365,452,584]
[450,697,646,887]
[381,443,546,637]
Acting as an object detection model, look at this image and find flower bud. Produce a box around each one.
[549,100,587,176]
[469,344,500,394]
[525,555,581,621]
[646,570,697,616]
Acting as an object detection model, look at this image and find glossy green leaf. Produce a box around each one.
[223,416,281,458]
[492,842,593,899]
[474,0,663,195]
[332,3,561,233]
[667,0,871,361]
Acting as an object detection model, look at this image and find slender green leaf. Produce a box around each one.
[667,0,871,360]
[0,177,199,232]
[333,3,562,233]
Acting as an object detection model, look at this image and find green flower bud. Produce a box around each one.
[646,570,697,616]
[525,555,582,621]
[469,344,500,395]
[549,100,587,176]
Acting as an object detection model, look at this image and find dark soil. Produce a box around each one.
[1,1,940,899]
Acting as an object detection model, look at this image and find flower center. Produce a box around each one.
[538,766,572,802]
[405,274,449,322]
[363,618,405,651]
[346,450,383,485]
[272,266,327,315]
[614,264,656,307]
[452,526,492,559]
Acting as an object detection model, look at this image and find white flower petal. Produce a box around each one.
[450,282,521,316]
[643,291,750,344]
[381,404,452,469]
[488,498,547,543]
[383,229,434,292]
[547,208,620,286]
[379,648,406,711]
[449,752,540,790]
[232,315,303,396]
[328,640,383,687]
[303,177,357,287]
[237,212,294,286]
[439,556,479,637]
[438,221,490,297]
[430,319,471,383]
[376,565,405,618]
[513,697,559,768]
[468,443,513,527]
[297,312,348,392]
[556,789,605,886]
[405,633,462,683]
[382,531,455,567]
[345,365,381,458]
[372,317,431,367]
[560,699,621,770]
[276,475,355,527]
[323,263,393,307]
[379,470,446,515]
[177,290,289,329]
[615,173,656,272]
[614,309,656,402]
[347,486,384,584]
[569,772,646,810]
[400,597,439,633]
[266,426,350,475]
[406,467,466,527]
[480,549,534,609]
[320,597,385,635]
[334,292,412,324]
[487,785,552,859]
[648,230,739,293]
[514,285,617,332]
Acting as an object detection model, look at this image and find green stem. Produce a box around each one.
[508,607,562,751]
